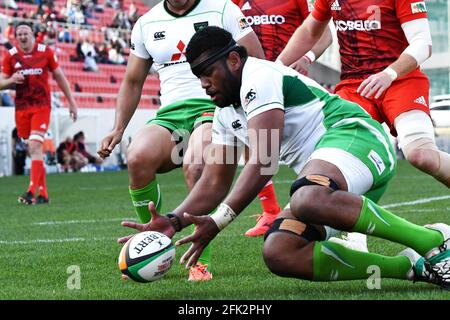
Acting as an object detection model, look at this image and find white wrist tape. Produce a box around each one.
[383,67,398,81]
[275,59,285,65]
[211,203,237,230]
[304,50,316,63]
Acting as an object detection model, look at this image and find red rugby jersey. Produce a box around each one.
[312,0,428,80]
[2,43,59,110]
[232,0,312,61]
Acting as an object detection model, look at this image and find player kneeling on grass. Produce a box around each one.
[119,27,450,288]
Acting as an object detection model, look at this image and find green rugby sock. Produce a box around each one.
[197,234,212,268]
[313,241,411,281]
[129,180,162,223]
[352,197,443,256]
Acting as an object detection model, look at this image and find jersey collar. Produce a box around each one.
[164,0,201,18]
[17,42,38,55]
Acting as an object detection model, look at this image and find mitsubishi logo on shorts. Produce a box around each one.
[171,40,186,61]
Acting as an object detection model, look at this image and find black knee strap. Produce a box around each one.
[290,174,340,197]
[264,218,323,242]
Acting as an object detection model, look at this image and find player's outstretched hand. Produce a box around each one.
[357,71,394,99]
[98,129,123,159]
[175,213,220,269]
[117,201,176,244]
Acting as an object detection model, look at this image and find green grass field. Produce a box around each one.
[1,160,450,300]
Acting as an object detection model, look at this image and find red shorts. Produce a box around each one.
[15,107,51,139]
[335,69,430,136]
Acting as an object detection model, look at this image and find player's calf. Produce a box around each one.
[262,218,324,279]
[183,163,205,190]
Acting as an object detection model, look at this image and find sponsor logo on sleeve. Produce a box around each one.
[194,21,209,32]
[244,88,256,106]
[368,150,385,175]
[411,2,427,14]
[331,0,341,11]
[238,16,250,30]
[241,1,251,11]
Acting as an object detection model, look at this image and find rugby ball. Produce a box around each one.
[118,231,176,283]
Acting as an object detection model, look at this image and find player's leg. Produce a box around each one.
[33,108,51,204]
[382,73,450,187]
[263,115,449,285]
[182,122,214,281]
[395,110,450,187]
[332,81,386,248]
[16,109,43,205]
[263,159,448,286]
[127,124,178,223]
[243,147,281,237]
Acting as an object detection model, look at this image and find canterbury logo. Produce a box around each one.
[154,31,166,40]
[133,200,150,207]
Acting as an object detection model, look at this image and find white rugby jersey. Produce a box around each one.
[130,0,252,108]
[212,57,372,173]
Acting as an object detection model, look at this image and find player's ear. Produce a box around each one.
[227,51,241,71]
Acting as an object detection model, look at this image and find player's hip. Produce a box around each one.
[148,98,216,133]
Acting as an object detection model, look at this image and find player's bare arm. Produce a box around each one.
[358,18,433,99]
[98,54,153,159]
[237,31,265,59]
[0,72,25,89]
[277,15,330,67]
[290,26,332,75]
[118,143,238,242]
[176,109,284,267]
[52,67,78,121]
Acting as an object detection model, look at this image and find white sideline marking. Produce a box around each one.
[0,237,115,245]
[383,195,450,209]
[32,218,135,226]
[11,195,447,245]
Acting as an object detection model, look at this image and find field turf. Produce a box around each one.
[1,161,449,300]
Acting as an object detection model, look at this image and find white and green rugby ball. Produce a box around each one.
[118,231,176,282]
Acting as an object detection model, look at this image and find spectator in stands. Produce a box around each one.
[105,0,120,10]
[96,42,110,64]
[110,9,130,30]
[2,0,18,10]
[1,89,14,106]
[12,128,28,176]
[43,130,56,165]
[58,27,73,43]
[5,21,15,46]
[83,51,99,71]
[74,131,103,166]
[108,40,125,65]
[56,136,86,172]
[128,1,139,25]
[0,26,12,49]
[43,22,57,47]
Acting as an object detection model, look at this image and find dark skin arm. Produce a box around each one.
[118,143,240,243]
[118,109,285,269]
[176,109,284,267]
